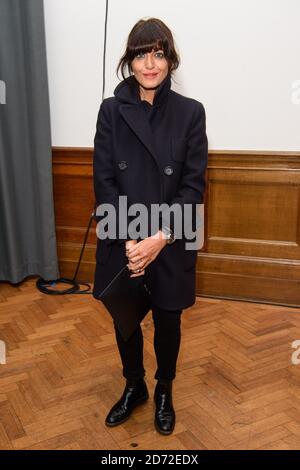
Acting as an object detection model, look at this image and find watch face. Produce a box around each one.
[168,234,175,244]
[162,226,175,244]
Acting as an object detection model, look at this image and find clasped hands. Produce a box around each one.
[126,230,167,278]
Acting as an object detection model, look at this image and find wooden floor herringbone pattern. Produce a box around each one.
[0,278,299,450]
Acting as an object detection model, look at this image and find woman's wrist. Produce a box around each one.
[157,230,168,246]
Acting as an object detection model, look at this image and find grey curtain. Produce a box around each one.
[0,0,59,283]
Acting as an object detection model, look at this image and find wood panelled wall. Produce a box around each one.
[52,148,300,307]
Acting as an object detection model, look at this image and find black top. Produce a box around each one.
[141,99,154,122]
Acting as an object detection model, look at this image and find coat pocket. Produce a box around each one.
[183,249,197,271]
[171,137,188,162]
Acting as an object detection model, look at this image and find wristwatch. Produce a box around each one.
[161,225,175,244]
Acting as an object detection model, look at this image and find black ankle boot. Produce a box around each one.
[105,378,149,427]
[154,379,175,435]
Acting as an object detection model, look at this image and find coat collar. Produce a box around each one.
[114,72,171,107]
[114,73,172,168]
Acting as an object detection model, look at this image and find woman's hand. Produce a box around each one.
[126,231,167,278]
[125,239,143,277]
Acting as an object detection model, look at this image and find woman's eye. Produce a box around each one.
[135,51,164,59]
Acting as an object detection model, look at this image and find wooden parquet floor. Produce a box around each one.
[0,278,300,450]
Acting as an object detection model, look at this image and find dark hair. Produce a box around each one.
[116,18,180,80]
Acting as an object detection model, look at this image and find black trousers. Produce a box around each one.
[113,304,182,382]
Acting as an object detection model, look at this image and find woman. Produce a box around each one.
[92,18,208,435]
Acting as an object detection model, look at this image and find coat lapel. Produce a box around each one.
[119,104,160,168]
[114,73,172,169]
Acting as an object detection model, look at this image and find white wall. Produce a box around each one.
[44,0,300,150]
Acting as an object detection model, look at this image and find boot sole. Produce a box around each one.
[105,394,149,427]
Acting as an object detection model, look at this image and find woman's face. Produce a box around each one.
[131,49,169,88]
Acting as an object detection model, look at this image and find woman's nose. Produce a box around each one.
[145,53,155,69]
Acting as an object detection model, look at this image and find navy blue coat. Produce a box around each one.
[92,73,208,310]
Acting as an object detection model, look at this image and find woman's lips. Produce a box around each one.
[143,73,158,78]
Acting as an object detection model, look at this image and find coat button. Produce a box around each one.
[118,161,127,170]
[164,165,173,176]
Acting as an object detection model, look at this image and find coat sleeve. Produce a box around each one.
[93,99,133,245]
[159,101,208,239]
